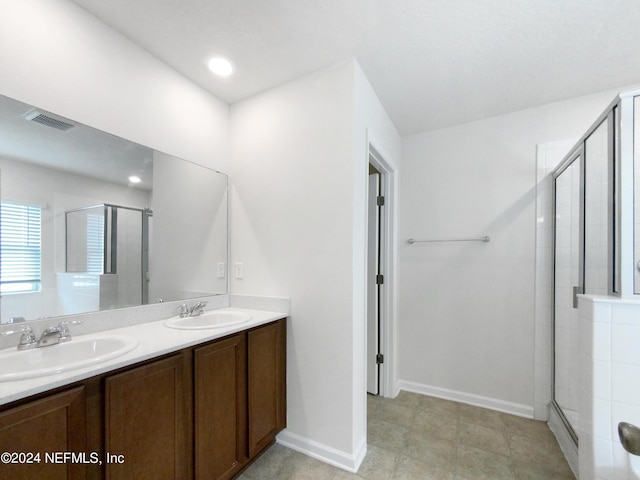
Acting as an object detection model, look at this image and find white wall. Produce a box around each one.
[0,0,229,173]
[230,59,401,470]
[230,61,356,465]
[399,88,626,414]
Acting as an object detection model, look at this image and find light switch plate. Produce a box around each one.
[235,262,244,279]
[217,262,225,278]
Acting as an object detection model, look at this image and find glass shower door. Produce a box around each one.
[553,154,581,440]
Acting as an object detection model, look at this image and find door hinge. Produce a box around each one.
[376,274,384,285]
[376,353,384,364]
[376,195,385,206]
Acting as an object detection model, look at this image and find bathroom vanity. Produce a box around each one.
[0,310,286,480]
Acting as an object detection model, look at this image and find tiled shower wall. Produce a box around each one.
[578,297,640,480]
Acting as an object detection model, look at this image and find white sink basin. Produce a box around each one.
[0,334,138,382]
[164,310,252,330]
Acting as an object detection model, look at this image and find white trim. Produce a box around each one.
[366,132,399,399]
[276,429,366,473]
[398,380,535,418]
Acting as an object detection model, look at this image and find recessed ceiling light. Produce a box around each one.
[128,175,141,184]
[207,56,234,77]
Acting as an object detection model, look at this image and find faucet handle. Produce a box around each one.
[1,325,36,350]
[57,319,83,343]
[176,303,189,318]
[18,327,36,350]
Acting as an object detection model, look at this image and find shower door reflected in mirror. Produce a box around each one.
[64,204,151,314]
[553,155,581,440]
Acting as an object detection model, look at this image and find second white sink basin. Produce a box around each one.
[164,310,252,330]
[0,334,139,382]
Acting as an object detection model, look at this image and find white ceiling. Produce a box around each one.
[71,0,640,135]
[0,95,153,189]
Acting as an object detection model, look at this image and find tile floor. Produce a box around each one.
[238,391,575,480]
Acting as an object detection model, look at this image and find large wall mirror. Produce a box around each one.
[0,95,228,324]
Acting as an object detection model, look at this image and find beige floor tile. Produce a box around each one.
[371,401,415,428]
[332,470,362,480]
[391,391,421,409]
[280,452,340,480]
[458,403,507,430]
[240,443,295,479]
[507,433,573,475]
[411,408,458,441]
[367,393,385,415]
[391,455,454,480]
[403,429,456,469]
[511,460,577,480]
[240,392,575,480]
[502,414,556,442]
[416,395,460,417]
[356,445,398,480]
[454,444,516,480]
[368,418,408,452]
[457,421,510,456]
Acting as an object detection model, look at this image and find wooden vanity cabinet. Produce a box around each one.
[104,352,190,480]
[0,386,87,480]
[247,319,286,457]
[0,318,286,480]
[194,318,287,479]
[194,333,247,480]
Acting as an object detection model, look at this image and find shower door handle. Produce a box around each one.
[572,286,579,309]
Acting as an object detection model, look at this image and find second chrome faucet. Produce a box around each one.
[177,301,209,318]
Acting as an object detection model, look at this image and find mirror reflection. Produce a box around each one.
[0,95,228,323]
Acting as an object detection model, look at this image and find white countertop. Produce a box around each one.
[0,307,287,406]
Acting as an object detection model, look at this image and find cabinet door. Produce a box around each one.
[105,354,187,480]
[0,386,86,480]
[247,319,286,456]
[194,333,247,480]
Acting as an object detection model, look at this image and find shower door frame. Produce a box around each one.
[551,146,584,447]
[549,99,621,449]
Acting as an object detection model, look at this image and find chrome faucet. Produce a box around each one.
[37,325,63,347]
[36,322,74,348]
[188,301,208,317]
[2,319,81,350]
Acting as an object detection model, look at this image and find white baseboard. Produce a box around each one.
[398,380,535,418]
[276,429,366,473]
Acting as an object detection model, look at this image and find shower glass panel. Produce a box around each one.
[65,204,150,309]
[584,119,611,295]
[66,205,105,273]
[554,157,581,437]
[114,208,144,307]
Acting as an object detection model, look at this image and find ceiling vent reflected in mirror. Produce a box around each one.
[23,109,76,131]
